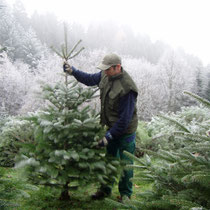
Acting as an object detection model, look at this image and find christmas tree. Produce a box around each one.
[106,92,210,209]
[16,26,121,200]
[17,78,120,200]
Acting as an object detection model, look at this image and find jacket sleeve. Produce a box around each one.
[72,66,101,86]
[105,90,137,140]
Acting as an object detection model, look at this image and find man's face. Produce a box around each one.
[104,65,121,77]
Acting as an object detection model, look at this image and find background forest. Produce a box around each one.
[0,0,210,209]
[0,0,210,120]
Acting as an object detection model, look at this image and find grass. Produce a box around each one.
[2,164,152,210]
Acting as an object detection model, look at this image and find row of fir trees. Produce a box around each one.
[106,92,210,210]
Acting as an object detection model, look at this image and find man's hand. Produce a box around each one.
[98,137,108,147]
[97,132,113,148]
[63,61,72,75]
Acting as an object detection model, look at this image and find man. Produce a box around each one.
[63,53,138,201]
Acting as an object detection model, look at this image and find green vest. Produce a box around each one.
[99,68,138,134]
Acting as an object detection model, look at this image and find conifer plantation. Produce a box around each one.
[0,1,210,209]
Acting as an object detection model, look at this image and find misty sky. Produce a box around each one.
[8,0,210,65]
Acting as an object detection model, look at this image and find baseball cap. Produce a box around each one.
[97,53,121,70]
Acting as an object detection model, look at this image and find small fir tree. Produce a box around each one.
[17,29,120,200]
[17,78,121,200]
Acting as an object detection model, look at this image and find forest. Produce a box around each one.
[0,0,210,209]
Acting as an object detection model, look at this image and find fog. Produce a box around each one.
[7,0,210,65]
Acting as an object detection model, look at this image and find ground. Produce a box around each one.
[4,166,151,210]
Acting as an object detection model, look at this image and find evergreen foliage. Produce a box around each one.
[135,121,152,157]
[51,23,84,87]
[183,91,210,107]
[0,101,7,119]
[0,116,33,167]
[0,167,38,209]
[0,46,6,54]
[203,72,210,101]
[16,78,121,200]
[147,102,209,152]
[107,92,210,209]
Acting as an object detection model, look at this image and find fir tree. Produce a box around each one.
[17,78,121,200]
[17,30,120,200]
[106,92,210,209]
[12,0,30,30]
[21,27,43,68]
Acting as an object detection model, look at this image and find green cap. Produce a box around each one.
[97,53,121,70]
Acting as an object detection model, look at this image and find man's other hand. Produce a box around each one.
[98,137,108,147]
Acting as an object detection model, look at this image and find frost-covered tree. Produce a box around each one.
[121,49,204,120]
[202,65,210,101]
[0,1,24,61]
[0,1,43,67]
[195,66,204,97]
[123,56,158,120]
[12,0,30,30]
[156,50,195,112]
[0,1,14,47]
[0,52,32,115]
[30,12,64,48]
[203,72,210,101]
[20,27,44,68]
[19,53,62,114]
[7,24,45,68]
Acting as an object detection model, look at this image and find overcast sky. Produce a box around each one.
[8,0,210,65]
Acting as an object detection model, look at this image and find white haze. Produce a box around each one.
[7,0,210,65]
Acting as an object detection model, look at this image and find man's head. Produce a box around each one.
[97,53,122,77]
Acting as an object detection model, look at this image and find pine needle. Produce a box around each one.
[183,91,210,108]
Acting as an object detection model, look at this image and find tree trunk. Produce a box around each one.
[59,182,70,200]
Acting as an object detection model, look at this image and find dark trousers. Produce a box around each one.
[101,133,136,197]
